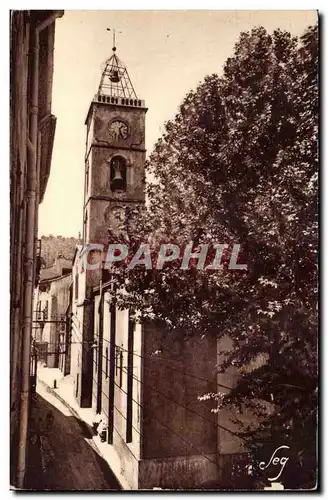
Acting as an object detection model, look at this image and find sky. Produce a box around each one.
[38,10,318,238]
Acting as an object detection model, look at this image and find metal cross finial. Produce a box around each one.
[107,28,122,52]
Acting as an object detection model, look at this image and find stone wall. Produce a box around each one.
[140,322,219,489]
[40,235,79,268]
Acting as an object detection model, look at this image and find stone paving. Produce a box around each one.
[25,379,121,491]
[36,365,131,489]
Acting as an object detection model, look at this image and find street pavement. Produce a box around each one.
[26,383,121,491]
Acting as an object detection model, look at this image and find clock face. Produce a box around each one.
[108,120,129,141]
[106,206,125,237]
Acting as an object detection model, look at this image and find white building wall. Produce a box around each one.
[70,254,87,399]
[100,291,143,489]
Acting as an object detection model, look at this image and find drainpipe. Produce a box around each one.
[10,16,30,431]
[16,11,63,489]
[32,130,41,330]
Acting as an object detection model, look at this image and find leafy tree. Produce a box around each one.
[108,24,318,489]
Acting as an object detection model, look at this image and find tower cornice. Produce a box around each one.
[85,143,147,162]
[85,97,148,126]
[84,196,145,209]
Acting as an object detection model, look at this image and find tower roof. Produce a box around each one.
[98,48,138,100]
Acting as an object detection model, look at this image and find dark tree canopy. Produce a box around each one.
[107,25,318,489]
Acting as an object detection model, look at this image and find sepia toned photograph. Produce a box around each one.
[10,9,318,491]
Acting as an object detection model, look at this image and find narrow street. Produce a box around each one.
[26,383,121,491]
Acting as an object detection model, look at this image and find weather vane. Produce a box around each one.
[107,28,122,52]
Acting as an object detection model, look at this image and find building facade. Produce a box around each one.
[33,256,72,370]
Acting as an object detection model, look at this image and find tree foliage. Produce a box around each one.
[108,25,318,488]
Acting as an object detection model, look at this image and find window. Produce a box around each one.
[115,346,119,377]
[110,156,127,192]
[85,168,89,197]
[108,305,116,445]
[126,317,135,443]
[59,314,66,334]
[115,345,124,388]
[36,301,42,320]
[43,300,48,320]
[119,349,123,388]
[105,347,109,378]
[75,273,79,301]
[83,211,88,242]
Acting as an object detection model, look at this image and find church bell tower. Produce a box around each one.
[83,42,147,246]
[75,39,147,408]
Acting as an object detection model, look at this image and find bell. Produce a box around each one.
[109,69,120,83]
[111,163,124,191]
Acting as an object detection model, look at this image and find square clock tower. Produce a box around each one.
[83,46,147,247]
[74,45,147,408]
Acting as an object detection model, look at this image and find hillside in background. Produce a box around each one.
[40,235,80,268]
